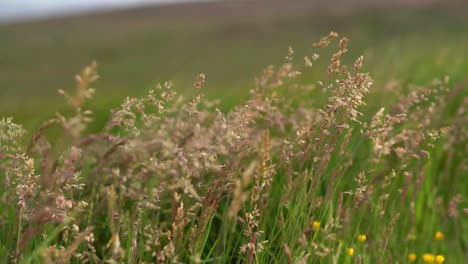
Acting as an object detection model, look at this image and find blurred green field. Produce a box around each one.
[1,2,467,263]
[1,3,467,129]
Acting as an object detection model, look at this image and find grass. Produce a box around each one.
[0,2,467,263]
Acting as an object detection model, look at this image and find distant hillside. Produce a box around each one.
[0,0,467,129]
[2,0,466,26]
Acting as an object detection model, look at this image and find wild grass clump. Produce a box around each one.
[0,33,466,263]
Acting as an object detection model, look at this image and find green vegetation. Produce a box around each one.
[0,3,467,264]
[1,6,467,127]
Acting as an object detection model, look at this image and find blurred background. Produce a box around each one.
[1,0,467,130]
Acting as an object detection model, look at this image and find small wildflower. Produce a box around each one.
[435,255,445,264]
[347,248,354,256]
[408,253,417,262]
[357,234,366,242]
[434,231,443,241]
[312,221,321,231]
[422,253,435,263]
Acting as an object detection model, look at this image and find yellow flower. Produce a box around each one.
[347,248,354,256]
[422,253,435,263]
[408,253,417,262]
[435,255,445,264]
[434,231,443,241]
[357,234,366,242]
[312,221,321,231]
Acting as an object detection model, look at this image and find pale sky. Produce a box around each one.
[0,0,206,22]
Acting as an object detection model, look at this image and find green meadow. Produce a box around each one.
[1,6,466,126]
[0,2,466,263]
